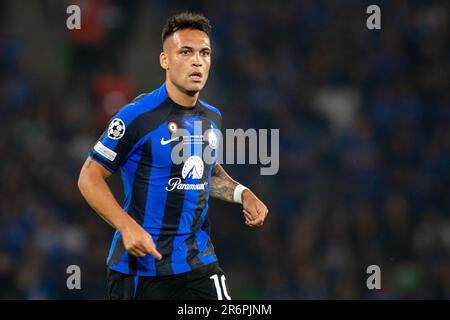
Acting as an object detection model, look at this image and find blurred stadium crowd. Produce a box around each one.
[0,0,449,299]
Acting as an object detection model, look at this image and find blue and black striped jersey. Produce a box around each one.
[89,83,222,276]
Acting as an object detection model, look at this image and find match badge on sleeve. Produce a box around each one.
[108,118,126,140]
[94,141,117,161]
[168,121,178,133]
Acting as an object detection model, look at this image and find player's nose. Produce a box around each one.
[192,52,202,67]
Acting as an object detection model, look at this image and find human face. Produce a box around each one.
[160,29,211,96]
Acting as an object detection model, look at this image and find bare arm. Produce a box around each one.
[78,157,161,259]
[209,163,240,202]
[78,157,127,229]
[210,163,269,226]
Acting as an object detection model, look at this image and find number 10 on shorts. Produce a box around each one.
[210,274,231,300]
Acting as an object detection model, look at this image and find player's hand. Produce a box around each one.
[242,189,268,227]
[119,219,162,260]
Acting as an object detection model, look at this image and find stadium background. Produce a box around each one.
[0,0,449,299]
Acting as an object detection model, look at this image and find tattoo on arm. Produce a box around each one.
[209,164,239,202]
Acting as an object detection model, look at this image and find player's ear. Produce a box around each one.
[160,51,168,70]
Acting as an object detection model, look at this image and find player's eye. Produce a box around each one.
[180,50,191,55]
[201,51,211,57]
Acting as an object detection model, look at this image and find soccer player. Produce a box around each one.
[78,12,268,300]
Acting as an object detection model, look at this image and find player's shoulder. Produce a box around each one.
[114,83,169,124]
[198,99,222,118]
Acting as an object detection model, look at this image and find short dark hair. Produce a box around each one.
[161,12,211,46]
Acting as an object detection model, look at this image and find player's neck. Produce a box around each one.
[165,81,198,108]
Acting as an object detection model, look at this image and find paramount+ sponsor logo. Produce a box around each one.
[165,155,208,192]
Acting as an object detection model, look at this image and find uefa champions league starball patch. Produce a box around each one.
[168,121,178,133]
[108,118,126,139]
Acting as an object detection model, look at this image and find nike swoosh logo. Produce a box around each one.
[160,137,180,145]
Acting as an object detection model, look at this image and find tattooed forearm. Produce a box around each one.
[209,164,240,202]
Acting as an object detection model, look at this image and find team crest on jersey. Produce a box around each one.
[108,118,126,140]
[168,121,178,133]
[182,155,204,179]
[207,130,218,149]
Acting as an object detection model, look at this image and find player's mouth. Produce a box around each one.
[189,71,203,82]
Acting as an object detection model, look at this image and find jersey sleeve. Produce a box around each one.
[89,105,140,173]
